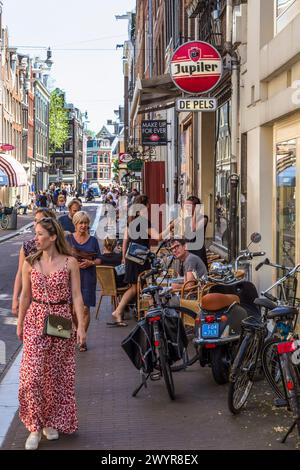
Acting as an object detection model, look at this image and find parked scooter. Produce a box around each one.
[194,233,265,385]
[85,189,95,203]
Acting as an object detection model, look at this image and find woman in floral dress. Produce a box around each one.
[17,218,86,450]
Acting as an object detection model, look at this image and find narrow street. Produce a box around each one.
[1,0,300,456]
[0,204,298,451]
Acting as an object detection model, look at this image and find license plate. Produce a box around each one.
[201,323,219,338]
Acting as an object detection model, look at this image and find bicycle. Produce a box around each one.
[275,338,300,443]
[228,261,299,415]
[0,207,12,229]
[123,248,197,400]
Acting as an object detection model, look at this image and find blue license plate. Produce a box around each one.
[201,323,219,338]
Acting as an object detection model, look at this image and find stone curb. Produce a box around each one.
[0,222,34,244]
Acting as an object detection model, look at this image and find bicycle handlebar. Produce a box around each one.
[262,263,300,297]
[255,258,293,272]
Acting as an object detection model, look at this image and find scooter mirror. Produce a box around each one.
[250,232,261,244]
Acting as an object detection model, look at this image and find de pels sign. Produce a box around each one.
[171,41,223,95]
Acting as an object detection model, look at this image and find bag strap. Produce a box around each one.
[38,261,53,317]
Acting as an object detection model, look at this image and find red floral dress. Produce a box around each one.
[19,259,78,434]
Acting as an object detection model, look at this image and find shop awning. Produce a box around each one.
[137,74,181,114]
[0,154,28,187]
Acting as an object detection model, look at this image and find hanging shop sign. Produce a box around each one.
[171,41,223,95]
[141,120,168,146]
[119,153,133,164]
[127,159,144,172]
[0,144,15,152]
[176,98,217,112]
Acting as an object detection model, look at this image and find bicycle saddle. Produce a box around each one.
[254,297,277,310]
[201,293,240,312]
[267,306,298,321]
[142,285,164,296]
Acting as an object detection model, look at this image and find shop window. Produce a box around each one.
[276,139,296,267]
[214,101,231,248]
[276,0,299,34]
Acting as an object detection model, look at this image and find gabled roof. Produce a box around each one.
[96,125,113,139]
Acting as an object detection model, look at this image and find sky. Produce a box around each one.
[3,0,136,133]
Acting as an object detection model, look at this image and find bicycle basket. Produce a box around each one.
[163,309,189,364]
[3,207,13,215]
[121,319,154,374]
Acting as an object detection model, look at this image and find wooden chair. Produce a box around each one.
[95,266,128,319]
[136,270,152,321]
[180,279,202,302]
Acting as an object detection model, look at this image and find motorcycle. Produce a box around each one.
[85,191,95,203]
[194,233,265,385]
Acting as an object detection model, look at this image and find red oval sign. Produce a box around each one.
[0,144,15,151]
[171,41,223,95]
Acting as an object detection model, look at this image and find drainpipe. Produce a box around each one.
[148,0,153,78]
[225,0,241,261]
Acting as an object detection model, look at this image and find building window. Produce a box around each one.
[276,0,299,33]
[93,154,98,164]
[276,139,296,267]
[55,158,63,169]
[64,157,74,173]
[65,139,73,153]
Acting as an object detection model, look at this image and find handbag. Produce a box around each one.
[115,263,126,276]
[40,263,72,339]
[125,242,149,265]
[43,314,72,339]
[69,246,97,263]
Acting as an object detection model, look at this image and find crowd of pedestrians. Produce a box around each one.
[12,185,209,450]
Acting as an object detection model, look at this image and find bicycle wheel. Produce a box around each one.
[170,306,199,372]
[262,338,286,400]
[0,215,9,230]
[159,337,175,400]
[279,352,300,440]
[228,332,260,414]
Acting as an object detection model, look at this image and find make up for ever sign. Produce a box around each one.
[141,120,168,146]
[171,41,223,94]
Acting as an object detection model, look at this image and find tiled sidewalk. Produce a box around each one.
[1,295,297,451]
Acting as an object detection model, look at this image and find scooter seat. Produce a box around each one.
[267,306,298,321]
[254,297,277,310]
[201,293,240,312]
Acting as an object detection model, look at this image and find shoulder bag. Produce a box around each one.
[125,242,149,265]
[40,262,72,339]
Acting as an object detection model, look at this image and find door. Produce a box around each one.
[143,161,166,236]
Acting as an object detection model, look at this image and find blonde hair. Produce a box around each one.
[27,218,71,266]
[73,211,90,227]
[104,237,117,252]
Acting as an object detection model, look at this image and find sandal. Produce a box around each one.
[79,343,88,352]
[106,321,128,328]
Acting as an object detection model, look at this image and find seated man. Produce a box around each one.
[170,238,207,291]
[14,195,28,215]
[58,199,82,234]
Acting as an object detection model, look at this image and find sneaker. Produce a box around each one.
[25,431,42,450]
[43,427,59,441]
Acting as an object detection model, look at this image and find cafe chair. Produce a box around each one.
[136,270,153,321]
[95,266,128,319]
[180,279,203,302]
